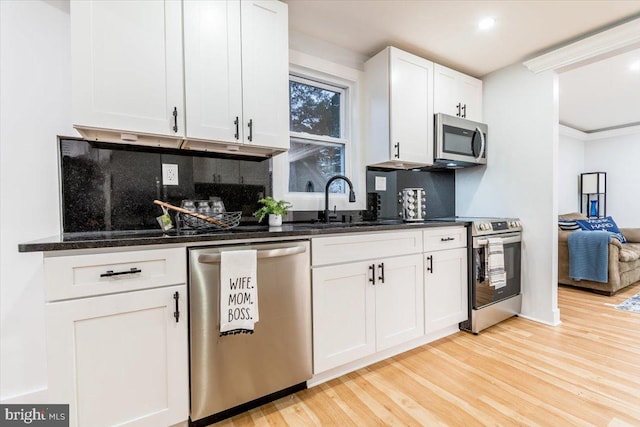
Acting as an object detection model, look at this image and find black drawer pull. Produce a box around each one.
[369,264,376,285]
[426,255,433,273]
[100,267,142,278]
[440,237,455,242]
[172,107,178,133]
[174,292,180,323]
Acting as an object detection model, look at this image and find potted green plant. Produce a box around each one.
[253,197,292,227]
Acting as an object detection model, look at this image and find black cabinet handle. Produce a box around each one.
[234,116,239,140]
[248,119,253,142]
[100,267,141,278]
[456,103,461,117]
[426,255,433,273]
[462,104,467,118]
[369,264,376,285]
[394,142,400,159]
[173,291,180,323]
[378,262,385,283]
[172,107,178,133]
[440,237,455,242]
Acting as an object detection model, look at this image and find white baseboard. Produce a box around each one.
[307,325,460,388]
[517,311,562,327]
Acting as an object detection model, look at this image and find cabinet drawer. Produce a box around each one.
[423,227,467,252]
[44,247,186,301]
[312,230,422,266]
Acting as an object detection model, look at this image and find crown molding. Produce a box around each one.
[559,123,640,141]
[559,124,588,140]
[524,18,640,73]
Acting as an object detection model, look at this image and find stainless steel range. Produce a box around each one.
[436,217,522,334]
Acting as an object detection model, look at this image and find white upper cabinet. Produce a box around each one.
[183,0,289,153]
[183,0,243,145]
[365,47,434,169]
[71,0,185,147]
[433,64,483,122]
[72,0,289,155]
[240,0,290,150]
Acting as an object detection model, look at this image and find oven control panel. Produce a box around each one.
[474,219,522,235]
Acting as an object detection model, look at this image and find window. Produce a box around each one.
[288,76,347,194]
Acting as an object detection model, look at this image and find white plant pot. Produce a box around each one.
[268,214,282,227]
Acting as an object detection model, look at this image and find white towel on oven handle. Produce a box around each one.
[487,237,507,289]
[219,249,258,336]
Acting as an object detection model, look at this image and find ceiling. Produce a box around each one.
[285,0,640,133]
[559,48,640,132]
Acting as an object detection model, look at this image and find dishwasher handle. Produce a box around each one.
[197,245,307,264]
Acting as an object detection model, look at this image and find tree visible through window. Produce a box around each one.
[288,77,346,194]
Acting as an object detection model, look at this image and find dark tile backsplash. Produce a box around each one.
[59,138,457,233]
[366,168,455,220]
[59,138,270,232]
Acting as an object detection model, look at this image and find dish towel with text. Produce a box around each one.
[487,237,507,289]
[220,250,258,336]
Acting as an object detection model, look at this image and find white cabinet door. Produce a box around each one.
[312,261,376,373]
[424,247,468,333]
[458,74,483,122]
[375,254,424,351]
[389,48,434,165]
[433,64,459,118]
[365,47,433,169]
[71,1,184,138]
[433,64,483,122]
[183,0,243,143]
[241,0,289,149]
[46,285,189,427]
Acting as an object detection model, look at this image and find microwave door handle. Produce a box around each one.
[476,127,486,161]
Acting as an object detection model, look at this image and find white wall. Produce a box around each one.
[585,131,640,227]
[0,0,74,401]
[558,130,584,214]
[456,63,560,326]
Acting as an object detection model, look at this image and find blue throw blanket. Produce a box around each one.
[568,230,615,283]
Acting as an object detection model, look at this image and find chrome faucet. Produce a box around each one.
[324,175,356,223]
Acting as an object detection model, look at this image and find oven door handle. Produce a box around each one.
[197,245,306,264]
[475,235,521,247]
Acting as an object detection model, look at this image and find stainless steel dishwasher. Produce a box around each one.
[188,240,312,426]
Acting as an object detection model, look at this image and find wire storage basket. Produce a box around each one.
[176,199,240,231]
[177,211,242,231]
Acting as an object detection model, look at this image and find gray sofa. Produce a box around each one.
[558,212,640,295]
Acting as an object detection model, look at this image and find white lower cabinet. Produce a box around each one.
[312,231,424,374]
[312,261,376,373]
[423,226,468,333]
[46,285,189,427]
[374,254,425,351]
[43,247,188,427]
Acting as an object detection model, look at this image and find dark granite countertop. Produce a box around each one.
[19,219,470,252]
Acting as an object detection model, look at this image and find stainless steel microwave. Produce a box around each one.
[434,113,488,168]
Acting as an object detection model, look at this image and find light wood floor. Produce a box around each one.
[215,284,640,426]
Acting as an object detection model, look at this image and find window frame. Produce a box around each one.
[288,74,349,195]
[272,55,363,213]
[289,74,347,145]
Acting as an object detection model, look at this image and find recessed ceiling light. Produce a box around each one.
[478,17,496,31]
[630,60,640,72]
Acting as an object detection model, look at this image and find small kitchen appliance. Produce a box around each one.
[434,113,488,168]
[398,188,426,221]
